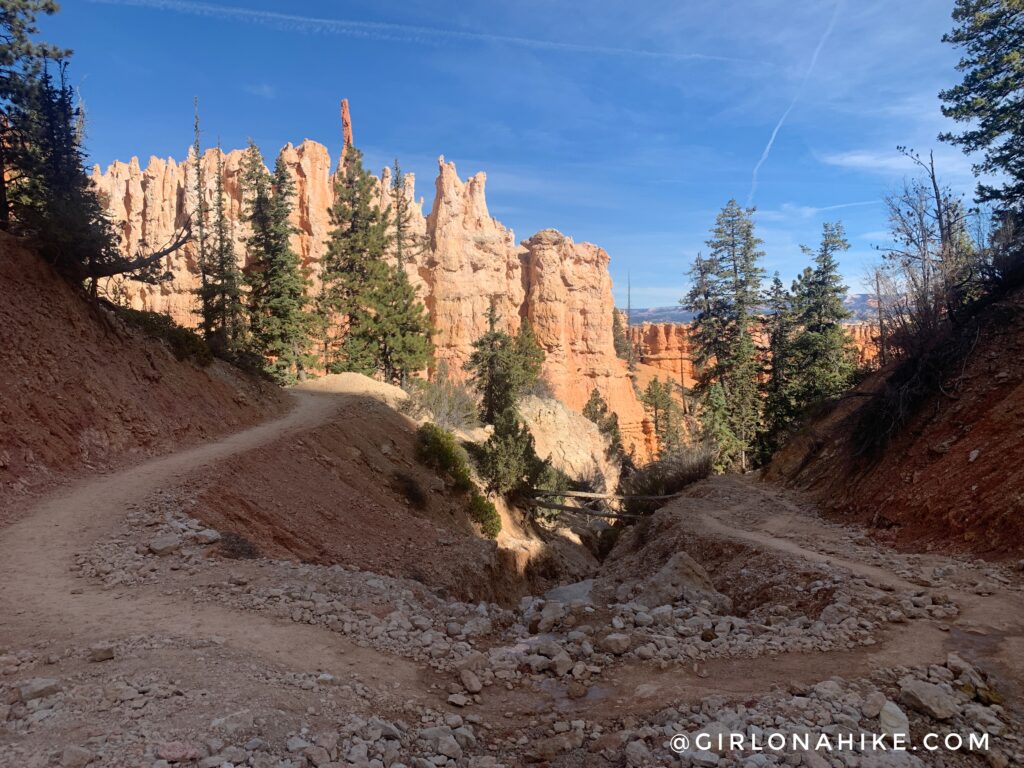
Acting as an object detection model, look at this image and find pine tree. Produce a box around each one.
[320,145,389,368]
[1,6,186,282]
[0,0,66,231]
[206,140,245,355]
[320,150,432,381]
[582,387,627,463]
[390,159,427,274]
[192,97,212,339]
[479,408,541,495]
[939,1,1024,212]
[759,273,799,453]
[700,382,741,473]
[612,309,630,359]
[641,377,683,455]
[345,264,434,385]
[789,222,857,405]
[464,306,545,425]
[682,200,765,471]
[241,142,312,384]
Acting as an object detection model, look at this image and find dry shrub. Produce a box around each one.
[621,444,714,516]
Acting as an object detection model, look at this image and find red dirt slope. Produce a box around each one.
[766,288,1024,559]
[0,232,284,521]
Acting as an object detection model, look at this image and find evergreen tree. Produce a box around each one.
[344,264,433,384]
[759,273,799,453]
[1,4,188,282]
[241,142,312,384]
[390,159,427,274]
[479,408,541,495]
[682,200,765,470]
[582,387,627,464]
[0,0,66,231]
[641,377,684,455]
[320,145,389,368]
[612,309,630,359]
[700,382,741,473]
[320,149,432,381]
[939,1,1024,212]
[464,306,545,425]
[789,222,857,405]
[205,140,245,355]
[192,97,212,339]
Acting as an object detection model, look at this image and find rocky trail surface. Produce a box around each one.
[2,394,1023,767]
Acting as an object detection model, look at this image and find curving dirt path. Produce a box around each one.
[3,396,1022,739]
[0,391,438,701]
[486,476,1024,722]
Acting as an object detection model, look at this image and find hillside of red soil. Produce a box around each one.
[186,381,596,604]
[766,287,1024,559]
[0,233,284,522]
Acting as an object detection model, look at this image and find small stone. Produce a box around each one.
[148,534,182,556]
[879,701,909,739]
[61,746,94,768]
[195,529,222,544]
[448,693,469,708]
[286,736,312,752]
[17,678,60,701]
[155,742,205,762]
[861,690,887,719]
[899,677,960,720]
[624,739,651,767]
[87,643,115,662]
[460,669,482,694]
[567,681,588,699]
[600,633,630,655]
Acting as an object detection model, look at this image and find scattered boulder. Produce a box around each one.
[17,677,60,701]
[87,643,115,662]
[899,677,960,720]
[634,551,731,611]
[600,633,631,655]
[60,746,94,768]
[879,701,910,739]
[148,534,182,556]
[195,529,222,544]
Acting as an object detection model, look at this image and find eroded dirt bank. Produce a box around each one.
[2,395,1024,767]
[0,234,284,527]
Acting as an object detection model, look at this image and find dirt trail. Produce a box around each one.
[686,477,1024,705]
[0,391,437,701]
[4,397,1024,763]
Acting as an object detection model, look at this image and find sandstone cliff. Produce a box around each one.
[92,114,652,459]
[628,322,697,389]
[628,320,878,383]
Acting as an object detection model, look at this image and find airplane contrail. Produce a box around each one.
[88,0,757,65]
[747,1,843,207]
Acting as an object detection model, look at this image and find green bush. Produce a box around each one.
[414,423,473,491]
[117,307,213,367]
[621,444,714,516]
[479,408,542,495]
[414,424,502,538]
[467,491,501,539]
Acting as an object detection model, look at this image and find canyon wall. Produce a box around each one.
[91,110,652,458]
[628,320,879,386]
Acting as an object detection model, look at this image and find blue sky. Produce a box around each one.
[46,0,974,307]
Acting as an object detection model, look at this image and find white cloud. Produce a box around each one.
[756,199,880,222]
[242,83,277,99]
[89,0,754,64]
